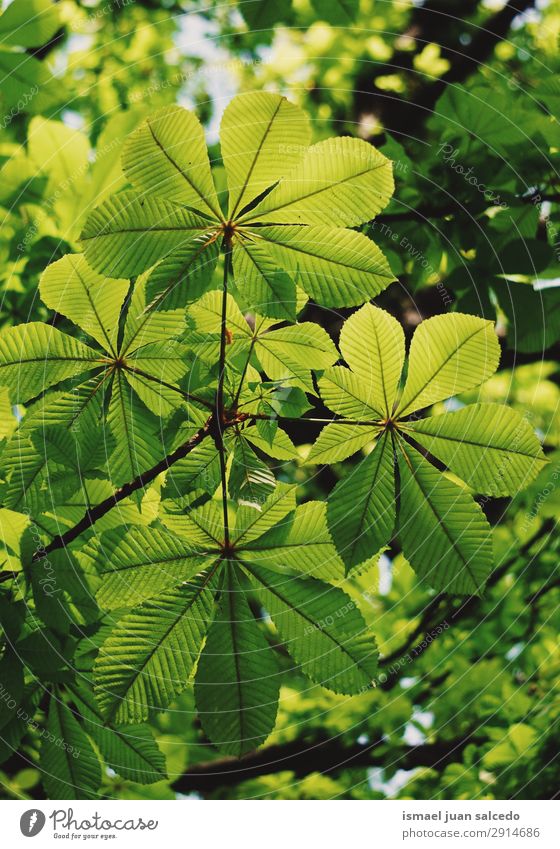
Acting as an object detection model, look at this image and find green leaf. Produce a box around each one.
[195,562,280,756]
[233,482,297,545]
[124,340,193,417]
[233,238,297,320]
[40,254,129,355]
[0,0,60,48]
[122,105,221,219]
[397,314,501,416]
[92,526,207,610]
[106,371,162,486]
[397,440,493,595]
[144,236,220,311]
[0,648,23,731]
[0,323,99,404]
[310,0,359,25]
[306,422,378,464]
[41,698,101,800]
[0,386,16,440]
[81,191,214,278]
[162,500,225,549]
[339,303,405,417]
[240,0,292,30]
[120,276,186,355]
[229,438,276,506]
[243,424,296,460]
[246,137,393,227]
[0,507,30,572]
[244,562,378,694]
[28,117,89,193]
[405,403,546,496]
[162,440,222,504]
[327,432,395,571]
[70,684,167,785]
[220,91,310,218]
[255,224,395,306]
[1,377,104,514]
[319,366,384,420]
[0,49,60,113]
[242,501,345,581]
[255,322,338,392]
[94,576,216,723]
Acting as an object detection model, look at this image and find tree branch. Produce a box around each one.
[216,240,233,549]
[33,419,214,559]
[172,733,479,793]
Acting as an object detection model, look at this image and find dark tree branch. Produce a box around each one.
[32,419,214,559]
[216,240,233,549]
[172,733,479,793]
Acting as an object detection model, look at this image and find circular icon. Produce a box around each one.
[20,810,46,837]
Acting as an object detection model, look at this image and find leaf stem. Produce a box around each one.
[217,240,233,548]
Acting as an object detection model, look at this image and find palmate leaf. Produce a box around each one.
[41,698,101,801]
[233,482,297,546]
[195,562,280,757]
[244,137,393,227]
[0,323,99,404]
[318,307,545,591]
[161,439,222,505]
[327,432,395,572]
[220,91,311,218]
[125,340,193,417]
[80,92,395,312]
[94,575,216,724]
[319,367,384,420]
[229,438,276,506]
[122,104,222,218]
[397,440,494,595]
[405,404,546,496]
[144,236,220,311]
[242,424,296,460]
[243,561,378,695]
[120,275,186,354]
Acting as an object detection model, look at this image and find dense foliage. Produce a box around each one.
[0,0,558,801]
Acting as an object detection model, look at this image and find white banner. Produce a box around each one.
[1,799,558,848]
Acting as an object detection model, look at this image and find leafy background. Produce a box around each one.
[0,0,558,801]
